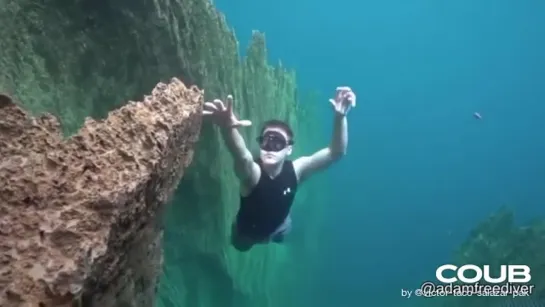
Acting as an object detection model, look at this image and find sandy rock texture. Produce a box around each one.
[0,78,203,307]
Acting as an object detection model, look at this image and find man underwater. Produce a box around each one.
[202,86,356,251]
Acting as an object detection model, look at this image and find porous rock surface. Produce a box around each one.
[0,78,203,307]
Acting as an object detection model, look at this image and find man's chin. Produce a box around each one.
[261,156,279,165]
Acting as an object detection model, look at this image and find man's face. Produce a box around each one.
[258,127,293,165]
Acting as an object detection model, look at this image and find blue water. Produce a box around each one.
[216,0,545,306]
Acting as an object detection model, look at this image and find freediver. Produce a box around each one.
[202,86,356,252]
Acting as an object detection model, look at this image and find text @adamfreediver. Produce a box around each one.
[401,282,535,298]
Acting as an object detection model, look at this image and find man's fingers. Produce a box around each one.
[336,86,352,92]
[335,87,356,107]
[334,90,340,101]
[329,98,337,108]
[348,92,356,107]
[203,110,214,115]
[234,119,252,127]
[204,102,218,111]
[213,99,226,111]
[341,92,356,108]
[336,87,351,100]
[226,95,233,113]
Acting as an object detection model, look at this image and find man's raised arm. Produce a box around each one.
[203,95,260,187]
[293,87,356,182]
[220,126,260,184]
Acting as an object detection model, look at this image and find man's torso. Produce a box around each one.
[236,159,298,239]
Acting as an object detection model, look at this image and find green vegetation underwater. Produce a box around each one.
[1,0,544,306]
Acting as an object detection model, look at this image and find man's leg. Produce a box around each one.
[231,222,255,252]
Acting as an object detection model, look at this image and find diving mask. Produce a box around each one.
[256,131,293,152]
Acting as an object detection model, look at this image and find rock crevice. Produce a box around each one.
[0,78,203,307]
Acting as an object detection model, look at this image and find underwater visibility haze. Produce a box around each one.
[1,0,544,306]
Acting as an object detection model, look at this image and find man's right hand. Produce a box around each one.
[203,95,252,128]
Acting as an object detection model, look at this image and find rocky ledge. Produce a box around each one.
[0,78,203,307]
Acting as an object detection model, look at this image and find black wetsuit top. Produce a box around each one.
[236,159,298,239]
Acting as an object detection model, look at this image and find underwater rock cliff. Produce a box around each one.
[0,80,203,307]
[427,208,545,307]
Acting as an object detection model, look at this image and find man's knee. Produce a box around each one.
[231,225,254,252]
[271,233,285,243]
[232,237,253,252]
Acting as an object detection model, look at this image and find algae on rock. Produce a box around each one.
[0,0,329,306]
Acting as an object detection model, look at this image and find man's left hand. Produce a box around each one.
[329,86,356,116]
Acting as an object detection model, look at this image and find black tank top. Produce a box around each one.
[236,159,298,238]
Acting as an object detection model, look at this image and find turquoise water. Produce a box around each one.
[215,0,545,306]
